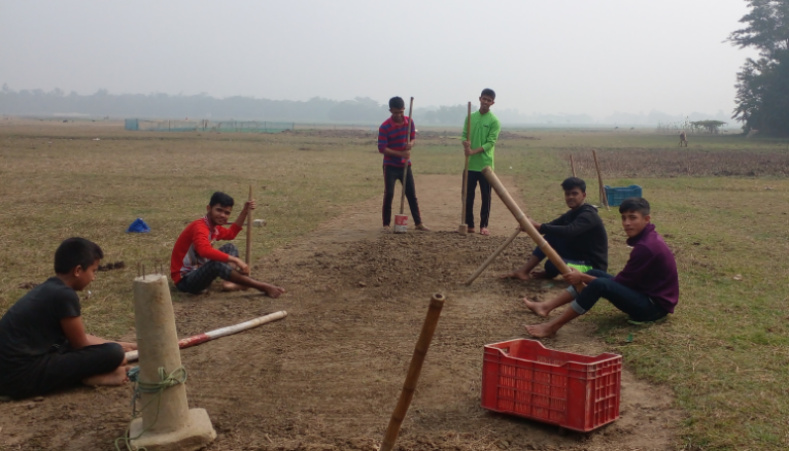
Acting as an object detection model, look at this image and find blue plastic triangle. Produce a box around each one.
[126,218,151,233]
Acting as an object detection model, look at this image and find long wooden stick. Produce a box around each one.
[124,311,288,362]
[592,150,609,210]
[245,185,253,265]
[459,101,471,234]
[570,154,577,177]
[464,226,521,285]
[481,167,585,293]
[399,97,414,215]
[379,293,445,451]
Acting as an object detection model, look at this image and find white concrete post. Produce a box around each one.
[129,274,216,451]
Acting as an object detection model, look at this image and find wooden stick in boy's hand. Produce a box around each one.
[482,167,585,293]
[459,101,471,234]
[398,97,414,216]
[245,185,253,266]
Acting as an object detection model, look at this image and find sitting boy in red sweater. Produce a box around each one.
[170,191,285,297]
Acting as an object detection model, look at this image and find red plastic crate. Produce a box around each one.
[481,339,621,432]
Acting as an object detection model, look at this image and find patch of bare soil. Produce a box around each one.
[0,175,682,450]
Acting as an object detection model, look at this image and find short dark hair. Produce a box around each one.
[619,197,650,216]
[388,96,405,109]
[561,177,586,193]
[481,88,496,100]
[209,191,234,208]
[54,237,103,274]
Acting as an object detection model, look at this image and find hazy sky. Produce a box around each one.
[1,0,757,120]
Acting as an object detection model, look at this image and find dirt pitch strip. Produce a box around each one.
[0,166,682,450]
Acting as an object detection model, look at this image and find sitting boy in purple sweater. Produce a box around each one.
[524,197,678,338]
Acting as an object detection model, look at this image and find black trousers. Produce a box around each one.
[176,243,238,294]
[0,342,125,399]
[465,170,492,229]
[382,165,422,226]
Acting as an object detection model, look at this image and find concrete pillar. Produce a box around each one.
[129,274,216,451]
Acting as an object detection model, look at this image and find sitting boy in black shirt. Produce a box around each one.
[0,237,136,399]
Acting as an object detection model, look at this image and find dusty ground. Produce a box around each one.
[0,174,683,451]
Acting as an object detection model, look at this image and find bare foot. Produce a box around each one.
[467,228,475,234]
[82,365,129,387]
[222,281,249,292]
[524,323,556,338]
[262,284,286,298]
[381,226,391,234]
[480,227,490,236]
[530,270,553,280]
[523,297,551,317]
[415,223,430,231]
[118,341,137,352]
[499,269,531,280]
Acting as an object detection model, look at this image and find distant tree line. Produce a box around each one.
[690,120,727,134]
[728,0,789,136]
[0,84,729,127]
[0,86,395,123]
[656,119,728,134]
[0,84,497,125]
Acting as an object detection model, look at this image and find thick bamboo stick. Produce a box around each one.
[459,102,471,234]
[481,167,585,293]
[399,97,414,215]
[592,150,609,210]
[464,227,521,285]
[570,154,577,177]
[379,293,446,451]
[125,311,287,362]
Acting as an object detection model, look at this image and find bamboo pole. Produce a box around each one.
[592,150,609,210]
[379,293,446,451]
[481,167,585,293]
[245,185,253,265]
[399,97,414,215]
[464,227,521,285]
[125,311,287,362]
[459,102,472,234]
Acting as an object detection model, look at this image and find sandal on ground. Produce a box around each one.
[415,223,431,231]
[627,316,668,326]
[480,227,490,236]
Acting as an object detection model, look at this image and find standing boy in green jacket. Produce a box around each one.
[462,88,501,236]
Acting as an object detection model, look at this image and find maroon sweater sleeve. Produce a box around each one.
[613,244,653,289]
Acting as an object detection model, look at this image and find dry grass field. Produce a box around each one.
[0,118,788,450]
